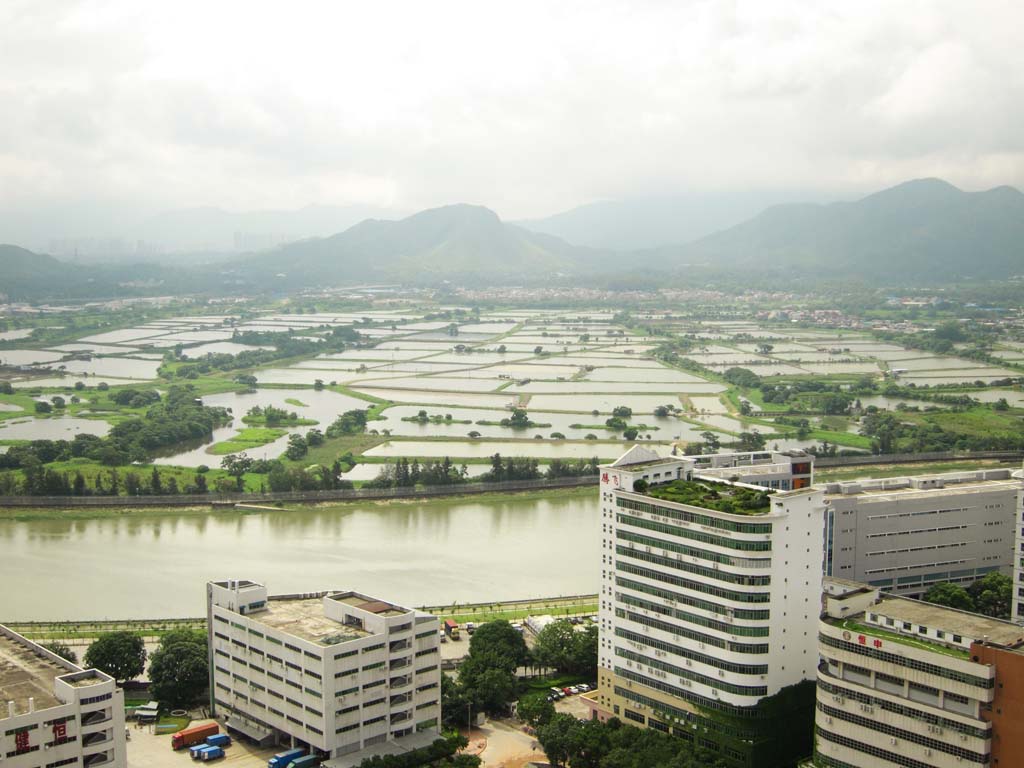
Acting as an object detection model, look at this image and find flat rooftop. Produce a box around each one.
[252,598,370,646]
[331,594,406,617]
[247,592,409,645]
[0,633,67,712]
[875,594,1024,649]
[822,471,1018,501]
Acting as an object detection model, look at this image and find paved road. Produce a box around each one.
[126,718,276,768]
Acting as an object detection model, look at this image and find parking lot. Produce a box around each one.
[127,719,277,768]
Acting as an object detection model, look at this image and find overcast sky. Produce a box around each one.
[2,0,1022,225]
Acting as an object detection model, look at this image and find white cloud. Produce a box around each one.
[0,0,1021,222]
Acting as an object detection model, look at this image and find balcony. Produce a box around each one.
[83,750,114,767]
[390,657,411,671]
[81,710,111,726]
[82,731,111,748]
[390,693,410,707]
[390,675,411,690]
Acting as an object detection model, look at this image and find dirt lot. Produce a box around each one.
[126,719,278,768]
[477,719,547,768]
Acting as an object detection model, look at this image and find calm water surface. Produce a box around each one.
[0,492,600,620]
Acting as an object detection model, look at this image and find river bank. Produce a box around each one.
[0,484,595,521]
[3,593,599,638]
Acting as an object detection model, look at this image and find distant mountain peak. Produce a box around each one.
[409,203,502,223]
[667,177,1024,279]
[236,201,598,286]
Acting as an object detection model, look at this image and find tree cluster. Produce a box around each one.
[442,621,530,725]
[356,734,479,768]
[0,459,212,497]
[170,328,359,379]
[2,384,228,472]
[267,459,353,492]
[860,411,1024,454]
[148,628,209,708]
[365,457,468,488]
[722,367,762,389]
[84,631,147,683]
[481,453,542,482]
[537,715,725,768]
[326,409,370,437]
[544,458,600,478]
[532,620,598,678]
[499,408,537,429]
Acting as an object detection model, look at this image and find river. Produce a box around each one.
[0,491,600,621]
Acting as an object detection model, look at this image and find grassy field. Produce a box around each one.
[807,428,873,450]
[900,406,1024,439]
[206,427,287,455]
[281,431,386,468]
[0,458,268,506]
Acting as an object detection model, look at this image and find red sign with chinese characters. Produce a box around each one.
[15,730,30,752]
[53,721,67,741]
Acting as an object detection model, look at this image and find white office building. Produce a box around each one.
[822,469,1021,598]
[0,624,126,768]
[586,446,825,768]
[815,578,1024,768]
[206,580,441,762]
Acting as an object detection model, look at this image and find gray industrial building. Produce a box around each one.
[822,469,1021,598]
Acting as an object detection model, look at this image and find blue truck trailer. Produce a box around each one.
[206,733,231,748]
[268,747,306,768]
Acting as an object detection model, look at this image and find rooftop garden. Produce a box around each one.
[826,617,970,660]
[643,479,772,514]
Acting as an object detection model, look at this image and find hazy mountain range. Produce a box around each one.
[654,178,1024,279]
[0,203,402,260]
[2,178,1023,300]
[231,204,598,286]
[516,189,821,250]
